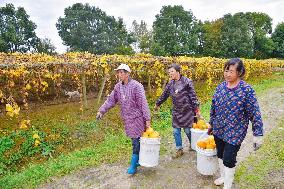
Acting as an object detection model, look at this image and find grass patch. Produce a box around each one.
[0,72,283,188]
[0,129,131,189]
[235,118,284,189]
[249,72,284,95]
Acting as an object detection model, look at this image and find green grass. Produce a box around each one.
[0,72,284,188]
[234,72,284,189]
[235,118,284,189]
[0,130,132,189]
[0,99,124,174]
[249,72,284,95]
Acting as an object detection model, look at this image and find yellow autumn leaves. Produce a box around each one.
[32,133,41,147]
[5,103,37,146]
[1,53,283,135]
[6,103,20,117]
[19,119,30,129]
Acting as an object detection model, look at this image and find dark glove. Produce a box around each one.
[207,127,213,135]
[193,116,198,124]
[253,136,263,151]
[253,143,262,151]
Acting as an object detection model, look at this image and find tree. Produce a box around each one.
[131,20,152,53]
[220,13,254,58]
[151,5,199,56]
[0,3,38,52]
[35,38,57,55]
[56,3,134,55]
[245,12,274,59]
[251,34,274,59]
[195,20,205,56]
[113,18,135,55]
[201,19,224,57]
[272,22,284,58]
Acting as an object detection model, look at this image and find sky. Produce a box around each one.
[1,0,284,53]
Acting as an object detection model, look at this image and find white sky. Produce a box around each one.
[1,0,283,53]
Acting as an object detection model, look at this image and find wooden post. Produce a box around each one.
[97,75,107,105]
[147,75,151,94]
[82,72,87,108]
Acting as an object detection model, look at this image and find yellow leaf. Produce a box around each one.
[19,119,30,129]
[7,111,14,117]
[25,84,32,90]
[13,106,20,116]
[33,133,40,139]
[41,81,48,87]
[34,139,41,147]
[6,104,13,112]
[20,123,28,129]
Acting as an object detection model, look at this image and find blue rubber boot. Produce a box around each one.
[127,154,139,174]
[136,154,140,167]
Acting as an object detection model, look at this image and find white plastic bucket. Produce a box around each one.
[139,137,161,167]
[190,128,208,151]
[195,142,218,175]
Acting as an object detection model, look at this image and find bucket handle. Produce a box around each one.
[197,132,208,142]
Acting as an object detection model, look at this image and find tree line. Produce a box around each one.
[1,3,284,59]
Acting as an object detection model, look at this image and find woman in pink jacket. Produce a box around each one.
[96,64,151,175]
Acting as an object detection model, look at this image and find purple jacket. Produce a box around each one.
[156,76,199,128]
[210,80,263,145]
[99,79,151,138]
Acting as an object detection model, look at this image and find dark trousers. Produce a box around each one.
[214,135,241,168]
[131,138,140,155]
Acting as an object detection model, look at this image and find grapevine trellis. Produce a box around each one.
[0,52,284,127]
[0,52,283,173]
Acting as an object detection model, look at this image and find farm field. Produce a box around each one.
[0,67,283,188]
[1,1,284,189]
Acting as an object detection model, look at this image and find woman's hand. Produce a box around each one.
[96,112,103,120]
[207,127,213,135]
[146,120,151,128]
[195,108,201,117]
[253,136,263,151]
[154,105,160,111]
[207,123,213,135]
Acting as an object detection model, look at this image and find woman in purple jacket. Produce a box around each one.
[209,58,264,189]
[155,64,200,158]
[96,64,151,175]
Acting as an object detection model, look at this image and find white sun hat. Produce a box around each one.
[114,64,131,72]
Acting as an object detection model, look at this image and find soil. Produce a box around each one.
[39,85,284,189]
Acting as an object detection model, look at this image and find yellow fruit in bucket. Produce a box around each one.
[200,124,207,130]
[197,141,206,149]
[204,138,210,143]
[206,143,216,149]
[142,132,149,138]
[208,135,214,140]
[142,127,160,138]
[194,119,209,130]
[149,131,160,138]
[146,127,154,135]
[208,135,214,142]
[197,136,216,150]
[197,119,206,126]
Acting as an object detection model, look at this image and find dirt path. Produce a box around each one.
[39,85,284,189]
